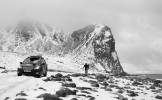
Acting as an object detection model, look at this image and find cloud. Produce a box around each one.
[0,0,162,73]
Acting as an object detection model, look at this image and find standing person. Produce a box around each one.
[83,63,89,74]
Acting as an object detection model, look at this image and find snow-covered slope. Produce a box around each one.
[0,20,65,54]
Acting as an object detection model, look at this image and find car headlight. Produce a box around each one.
[34,65,40,69]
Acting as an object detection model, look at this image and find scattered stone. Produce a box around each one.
[90,89,98,92]
[76,87,92,90]
[77,94,86,97]
[15,98,27,100]
[56,89,67,97]
[127,91,138,97]
[109,84,117,88]
[39,87,46,91]
[1,70,8,73]
[16,92,27,96]
[100,81,109,87]
[66,78,72,82]
[91,83,99,87]
[4,97,9,100]
[56,88,76,97]
[151,89,161,93]
[89,97,95,100]
[69,73,86,77]
[155,95,162,99]
[61,78,66,81]
[118,94,128,100]
[55,73,63,78]
[62,83,76,88]
[117,89,124,94]
[51,78,62,81]
[88,80,98,84]
[105,88,112,91]
[81,90,91,94]
[108,80,114,83]
[132,81,142,86]
[150,86,156,89]
[96,74,106,82]
[71,98,78,100]
[124,86,131,89]
[37,93,62,100]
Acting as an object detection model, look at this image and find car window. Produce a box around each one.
[23,58,32,63]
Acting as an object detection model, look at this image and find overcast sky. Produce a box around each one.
[0,0,162,74]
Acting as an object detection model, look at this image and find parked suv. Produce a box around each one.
[17,55,48,77]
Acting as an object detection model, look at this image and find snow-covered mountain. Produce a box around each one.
[0,20,65,54]
[63,24,125,75]
[0,21,125,75]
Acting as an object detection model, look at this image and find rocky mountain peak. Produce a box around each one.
[66,23,125,75]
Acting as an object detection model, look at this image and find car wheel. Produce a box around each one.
[38,68,43,78]
[43,68,47,76]
[17,71,22,76]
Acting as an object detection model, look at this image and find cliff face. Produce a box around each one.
[64,24,124,75]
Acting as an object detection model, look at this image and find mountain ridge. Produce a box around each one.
[0,21,125,75]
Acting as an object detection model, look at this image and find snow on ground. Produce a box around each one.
[0,51,162,100]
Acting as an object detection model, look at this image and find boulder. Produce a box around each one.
[55,73,63,78]
[155,95,162,99]
[62,83,76,88]
[118,94,128,100]
[37,93,62,100]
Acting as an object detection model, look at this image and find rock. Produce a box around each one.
[81,90,91,94]
[100,81,109,87]
[132,81,142,86]
[38,87,46,91]
[127,91,138,97]
[151,89,161,93]
[4,97,9,100]
[64,88,76,95]
[105,88,112,91]
[71,98,78,100]
[51,78,62,81]
[118,94,128,100]
[1,70,8,73]
[76,87,92,90]
[150,86,156,89]
[90,89,98,92]
[37,93,62,100]
[89,97,95,100]
[16,92,28,96]
[96,74,106,81]
[109,84,117,88]
[155,95,162,99]
[55,73,63,78]
[69,73,86,77]
[88,80,98,84]
[62,83,76,88]
[66,24,125,75]
[124,86,131,89]
[56,88,76,97]
[56,89,67,97]
[66,78,72,82]
[15,98,27,100]
[61,78,66,81]
[117,89,124,94]
[91,83,99,87]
